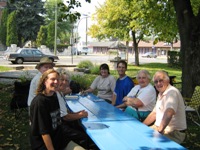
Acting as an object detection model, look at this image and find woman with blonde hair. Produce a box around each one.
[30,69,85,150]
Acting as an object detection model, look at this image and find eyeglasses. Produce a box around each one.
[154,79,164,84]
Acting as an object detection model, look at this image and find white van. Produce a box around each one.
[78,47,88,55]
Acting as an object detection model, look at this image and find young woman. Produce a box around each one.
[30,69,84,150]
[84,63,116,103]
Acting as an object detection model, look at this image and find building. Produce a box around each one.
[88,40,180,56]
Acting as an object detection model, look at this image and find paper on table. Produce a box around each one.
[65,95,79,100]
[92,99,105,102]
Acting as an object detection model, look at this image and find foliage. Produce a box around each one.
[89,0,179,66]
[17,71,32,83]
[36,25,48,47]
[77,60,94,69]
[46,21,55,49]
[6,11,18,46]
[167,51,182,69]
[8,0,45,47]
[0,66,13,72]
[0,8,8,46]
[44,0,72,45]
[56,44,69,52]
[90,64,100,75]
[70,74,96,90]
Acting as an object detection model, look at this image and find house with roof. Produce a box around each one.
[87,40,180,56]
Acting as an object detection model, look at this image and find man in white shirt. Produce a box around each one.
[143,70,187,144]
[27,57,54,107]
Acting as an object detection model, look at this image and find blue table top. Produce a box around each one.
[82,121,187,150]
[66,94,187,150]
[66,94,135,122]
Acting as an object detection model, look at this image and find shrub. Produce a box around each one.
[90,64,100,75]
[71,74,96,90]
[77,60,94,69]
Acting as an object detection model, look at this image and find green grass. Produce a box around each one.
[0,66,13,72]
[0,63,199,150]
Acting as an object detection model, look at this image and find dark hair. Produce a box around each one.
[99,63,110,74]
[117,60,127,69]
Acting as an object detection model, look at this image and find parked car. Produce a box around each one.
[78,47,88,55]
[141,52,157,58]
[5,48,59,64]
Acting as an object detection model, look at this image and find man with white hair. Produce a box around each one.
[143,70,187,144]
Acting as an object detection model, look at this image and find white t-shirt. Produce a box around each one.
[90,75,116,101]
[56,91,68,117]
[127,83,156,111]
[28,71,41,106]
[154,85,187,132]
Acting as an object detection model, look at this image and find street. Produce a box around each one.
[0,53,167,68]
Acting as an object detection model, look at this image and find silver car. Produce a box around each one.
[141,52,157,58]
[6,48,59,64]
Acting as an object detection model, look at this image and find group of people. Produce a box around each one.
[28,57,187,150]
[28,57,96,150]
[84,60,187,144]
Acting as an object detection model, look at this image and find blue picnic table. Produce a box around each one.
[65,94,187,150]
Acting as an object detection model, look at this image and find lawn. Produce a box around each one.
[0,63,199,150]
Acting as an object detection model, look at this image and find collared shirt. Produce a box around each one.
[154,84,187,132]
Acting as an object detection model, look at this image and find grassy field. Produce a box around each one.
[0,63,199,149]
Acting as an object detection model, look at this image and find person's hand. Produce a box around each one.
[80,90,88,96]
[123,97,134,106]
[78,110,88,118]
[122,96,128,106]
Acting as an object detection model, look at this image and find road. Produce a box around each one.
[0,53,167,68]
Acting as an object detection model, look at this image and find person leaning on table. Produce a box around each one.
[84,63,116,103]
[30,69,85,150]
[56,68,92,149]
[143,70,187,144]
[122,70,156,121]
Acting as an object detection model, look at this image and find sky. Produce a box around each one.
[73,0,105,42]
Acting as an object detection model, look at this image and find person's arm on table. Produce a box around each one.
[111,93,116,105]
[157,108,175,134]
[42,134,54,150]
[143,111,156,126]
[62,110,88,121]
[123,97,143,108]
[84,87,94,94]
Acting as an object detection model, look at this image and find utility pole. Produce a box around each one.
[54,0,58,55]
[86,16,88,46]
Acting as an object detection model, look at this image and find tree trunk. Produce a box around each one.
[173,0,200,97]
[131,30,139,66]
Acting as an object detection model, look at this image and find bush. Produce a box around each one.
[90,64,100,75]
[77,60,94,69]
[167,51,182,68]
[71,74,96,90]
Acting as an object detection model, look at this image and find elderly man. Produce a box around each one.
[143,70,187,144]
[27,57,55,107]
